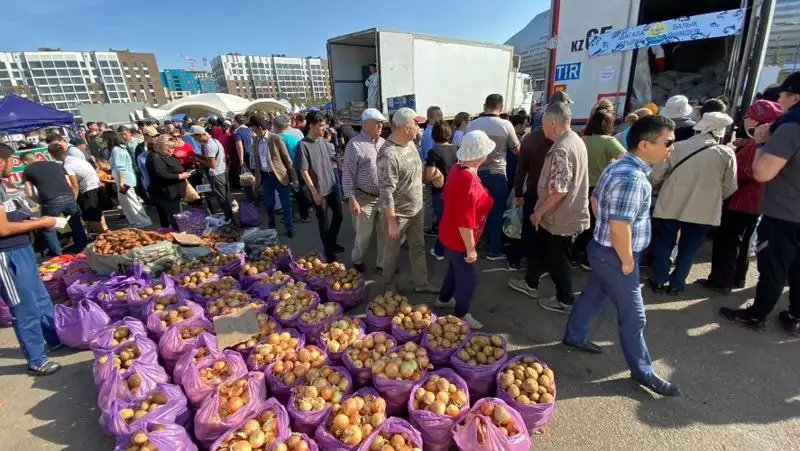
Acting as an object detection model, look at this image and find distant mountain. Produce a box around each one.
[505,9,551,54]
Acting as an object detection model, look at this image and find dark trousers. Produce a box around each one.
[295,186,311,221]
[708,210,759,289]
[439,248,477,317]
[208,172,235,222]
[651,218,712,289]
[749,216,800,319]
[313,189,343,261]
[152,195,181,230]
[262,172,293,233]
[478,171,508,255]
[508,190,537,266]
[432,192,444,255]
[572,187,596,263]
[526,226,575,305]
[40,195,86,255]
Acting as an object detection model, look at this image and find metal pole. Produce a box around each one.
[738,0,777,118]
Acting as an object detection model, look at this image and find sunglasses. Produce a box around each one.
[663,139,675,148]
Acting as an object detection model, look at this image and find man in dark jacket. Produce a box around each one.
[146,135,191,229]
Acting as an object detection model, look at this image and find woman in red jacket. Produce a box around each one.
[700,100,783,294]
[434,131,496,329]
[170,130,197,170]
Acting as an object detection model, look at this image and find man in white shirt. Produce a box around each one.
[365,64,380,110]
[191,125,235,223]
[47,142,106,233]
[45,133,87,162]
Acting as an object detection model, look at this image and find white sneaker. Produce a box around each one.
[462,313,484,330]
[434,298,456,309]
[429,248,444,261]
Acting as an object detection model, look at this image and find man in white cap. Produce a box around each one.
[649,111,737,295]
[343,108,387,273]
[377,107,439,293]
[660,95,696,142]
[190,125,235,223]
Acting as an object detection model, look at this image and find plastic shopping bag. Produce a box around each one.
[502,205,523,239]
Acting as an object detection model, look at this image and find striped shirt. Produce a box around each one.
[592,152,653,252]
[342,132,385,199]
[377,138,423,217]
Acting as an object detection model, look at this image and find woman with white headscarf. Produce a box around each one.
[433,131,496,329]
[648,111,739,295]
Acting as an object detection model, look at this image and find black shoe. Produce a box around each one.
[649,281,667,293]
[333,244,345,253]
[734,280,746,289]
[666,285,684,296]
[27,359,62,377]
[286,231,293,238]
[424,228,438,237]
[562,339,603,354]
[697,279,732,295]
[719,307,766,332]
[299,217,311,223]
[631,373,681,396]
[353,263,366,273]
[778,311,800,337]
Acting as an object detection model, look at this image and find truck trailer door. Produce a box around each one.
[548,0,640,123]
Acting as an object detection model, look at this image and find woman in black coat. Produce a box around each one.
[145,135,191,229]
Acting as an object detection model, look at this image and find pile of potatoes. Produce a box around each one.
[253,270,292,286]
[149,295,179,313]
[215,407,283,451]
[329,269,362,292]
[371,342,432,382]
[499,357,556,405]
[321,317,364,353]
[391,304,433,337]
[273,433,313,451]
[192,346,212,364]
[326,392,387,447]
[178,268,216,289]
[369,291,410,318]
[97,342,142,374]
[345,333,396,370]
[263,244,290,260]
[205,227,240,244]
[455,334,505,366]
[307,261,346,279]
[121,424,167,451]
[179,325,207,340]
[426,315,469,350]
[97,290,126,303]
[212,253,241,267]
[273,287,317,322]
[250,332,302,369]
[205,291,258,317]
[217,375,258,419]
[159,305,196,328]
[199,360,235,386]
[192,276,238,300]
[130,283,165,303]
[257,313,280,336]
[270,346,326,386]
[93,229,165,255]
[118,390,169,423]
[167,258,211,276]
[463,402,522,444]
[411,373,468,417]
[124,373,143,394]
[299,302,339,326]
[269,282,309,304]
[292,366,350,412]
[367,431,422,451]
[294,253,325,271]
[242,257,275,277]
[102,324,135,347]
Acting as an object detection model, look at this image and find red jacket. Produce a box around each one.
[172,142,196,169]
[726,139,762,216]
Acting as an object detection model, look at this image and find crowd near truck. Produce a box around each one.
[546,0,776,123]
[326,28,533,123]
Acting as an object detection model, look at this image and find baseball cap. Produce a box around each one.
[142,126,159,137]
[391,108,426,127]
[361,108,386,123]
[549,91,573,104]
[779,71,800,95]
[188,125,208,136]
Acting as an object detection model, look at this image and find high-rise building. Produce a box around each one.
[505,9,550,81]
[160,69,218,101]
[210,53,330,102]
[765,0,800,73]
[114,50,166,107]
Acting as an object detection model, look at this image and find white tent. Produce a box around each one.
[143,93,291,121]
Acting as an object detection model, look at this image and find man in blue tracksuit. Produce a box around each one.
[0,143,63,376]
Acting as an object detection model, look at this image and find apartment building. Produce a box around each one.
[765,0,800,72]
[115,50,166,106]
[210,53,330,101]
[161,69,218,101]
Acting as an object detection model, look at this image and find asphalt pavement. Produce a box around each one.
[0,204,798,451]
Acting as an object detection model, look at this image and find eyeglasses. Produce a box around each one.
[663,139,675,148]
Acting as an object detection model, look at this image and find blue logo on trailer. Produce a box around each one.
[555,63,582,81]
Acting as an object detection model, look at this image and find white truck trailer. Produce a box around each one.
[327,28,528,122]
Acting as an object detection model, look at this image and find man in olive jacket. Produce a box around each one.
[249,116,299,236]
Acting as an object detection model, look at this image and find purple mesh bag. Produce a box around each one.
[264,345,328,405]
[408,368,470,451]
[113,422,197,451]
[326,279,367,309]
[194,371,268,449]
[495,354,557,433]
[273,290,320,329]
[157,318,215,373]
[245,328,305,372]
[269,433,319,451]
[66,275,105,304]
[318,317,366,365]
[172,332,220,383]
[420,316,470,367]
[450,333,508,399]
[103,383,190,437]
[246,270,292,300]
[313,387,382,451]
[357,417,422,451]
[342,332,397,388]
[89,317,148,357]
[296,302,342,345]
[364,302,393,333]
[210,397,291,451]
[180,349,248,407]
[287,366,353,436]
[145,299,205,341]
[54,299,110,349]
[98,361,170,414]
[217,252,246,277]
[92,335,159,386]
[452,397,531,451]
[390,313,436,345]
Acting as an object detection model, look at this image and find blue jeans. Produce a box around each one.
[478,171,508,255]
[0,245,60,367]
[262,172,293,233]
[40,195,86,255]
[439,248,477,317]
[431,192,444,256]
[565,241,652,379]
[651,218,712,289]
[332,168,344,198]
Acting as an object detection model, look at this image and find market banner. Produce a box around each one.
[588,9,746,57]
[7,147,52,186]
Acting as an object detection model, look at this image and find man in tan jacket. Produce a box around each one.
[249,116,298,236]
[649,112,737,295]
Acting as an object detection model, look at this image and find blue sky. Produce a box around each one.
[0,0,549,70]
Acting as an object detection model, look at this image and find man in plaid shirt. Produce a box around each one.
[563,116,682,397]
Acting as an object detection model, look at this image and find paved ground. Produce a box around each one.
[0,204,799,450]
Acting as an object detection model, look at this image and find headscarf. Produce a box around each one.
[745,100,782,125]
[693,112,733,138]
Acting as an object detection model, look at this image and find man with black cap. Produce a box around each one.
[720,72,800,336]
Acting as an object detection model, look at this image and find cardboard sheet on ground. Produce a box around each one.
[213,307,260,350]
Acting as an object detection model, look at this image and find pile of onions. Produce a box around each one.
[292,366,350,412]
[178,325,206,340]
[426,315,468,349]
[214,407,282,450]
[123,424,167,451]
[250,332,302,369]
[270,346,327,386]
[320,317,363,353]
[368,291,410,318]
[455,334,505,366]
[411,373,468,417]
[257,312,280,336]
[326,392,387,447]
[217,377,252,419]
[192,346,212,364]
[263,244,290,260]
[273,288,316,322]
[206,291,260,317]
[391,304,433,336]
[367,431,421,451]
[499,357,555,405]
[199,360,234,385]
[294,253,325,271]
[299,302,339,326]
[464,402,522,443]
[329,268,362,292]
[242,254,275,276]
[371,342,431,382]
[254,270,292,286]
[273,433,312,451]
[345,333,396,369]
[307,261,346,279]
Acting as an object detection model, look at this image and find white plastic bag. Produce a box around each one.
[502,206,523,240]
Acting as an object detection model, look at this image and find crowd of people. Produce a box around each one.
[0,71,797,384]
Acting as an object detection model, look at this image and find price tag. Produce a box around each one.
[196,184,212,194]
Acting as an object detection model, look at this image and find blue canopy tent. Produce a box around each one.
[0,93,74,134]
